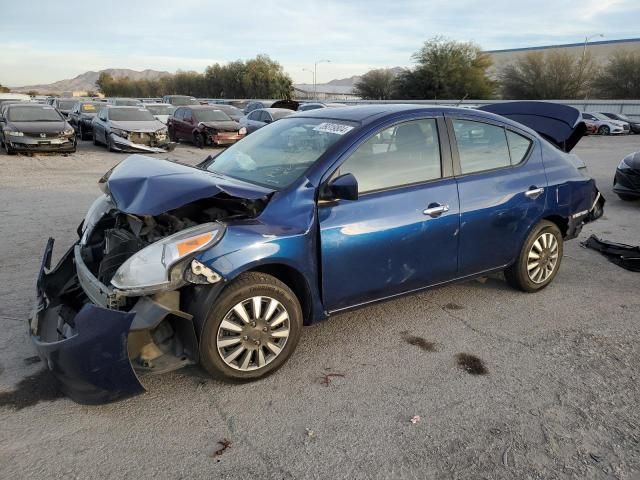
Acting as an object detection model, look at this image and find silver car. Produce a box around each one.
[91,106,174,153]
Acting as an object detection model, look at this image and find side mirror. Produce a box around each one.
[323,173,358,201]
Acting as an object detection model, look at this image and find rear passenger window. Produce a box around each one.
[506,130,532,165]
[453,120,510,174]
[340,119,441,193]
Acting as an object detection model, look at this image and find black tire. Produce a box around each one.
[106,132,115,152]
[598,125,610,135]
[199,272,303,381]
[4,138,15,155]
[194,132,204,149]
[92,130,100,146]
[168,126,177,142]
[617,193,638,202]
[504,220,563,293]
[78,124,86,141]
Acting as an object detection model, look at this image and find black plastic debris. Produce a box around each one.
[582,235,640,272]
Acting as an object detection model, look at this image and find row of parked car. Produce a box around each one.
[0,94,349,154]
[1,92,638,156]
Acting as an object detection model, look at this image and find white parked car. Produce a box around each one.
[144,103,176,124]
[582,112,630,135]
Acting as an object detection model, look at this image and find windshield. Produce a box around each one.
[146,105,175,116]
[58,100,77,110]
[616,113,631,122]
[114,99,141,106]
[109,108,155,121]
[8,106,63,122]
[170,96,198,105]
[593,113,611,121]
[195,109,232,122]
[215,105,242,116]
[206,117,357,189]
[81,103,101,113]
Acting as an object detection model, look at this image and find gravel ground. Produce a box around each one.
[0,135,639,480]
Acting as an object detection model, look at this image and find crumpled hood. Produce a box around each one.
[479,101,586,152]
[110,120,165,132]
[199,120,241,131]
[101,154,274,215]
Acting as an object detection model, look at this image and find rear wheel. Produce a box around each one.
[199,272,303,381]
[598,125,610,135]
[505,220,563,292]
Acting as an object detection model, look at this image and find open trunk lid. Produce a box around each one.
[478,101,587,153]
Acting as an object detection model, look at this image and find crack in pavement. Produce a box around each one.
[428,300,534,350]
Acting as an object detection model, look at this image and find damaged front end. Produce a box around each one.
[110,129,176,153]
[29,156,271,404]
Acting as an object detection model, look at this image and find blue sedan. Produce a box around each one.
[30,102,604,403]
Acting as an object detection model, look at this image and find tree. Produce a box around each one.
[498,50,597,99]
[394,37,495,99]
[353,69,396,99]
[0,83,10,93]
[592,51,640,99]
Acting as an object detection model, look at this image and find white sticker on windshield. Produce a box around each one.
[313,122,354,135]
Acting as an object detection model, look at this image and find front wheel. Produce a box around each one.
[199,272,303,381]
[194,132,204,149]
[598,125,610,135]
[505,220,563,292]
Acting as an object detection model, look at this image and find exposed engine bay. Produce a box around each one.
[80,195,265,286]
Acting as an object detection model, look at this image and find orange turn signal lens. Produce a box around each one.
[176,232,214,257]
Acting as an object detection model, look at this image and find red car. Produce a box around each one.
[168,105,246,148]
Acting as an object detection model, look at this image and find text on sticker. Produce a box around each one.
[313,123,354,135]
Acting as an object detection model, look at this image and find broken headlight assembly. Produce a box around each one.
[110,222,225,293]
[6,130,24,137]
[62,127,75,136]
[239,127,247,135]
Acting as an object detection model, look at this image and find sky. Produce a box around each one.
[2,0,639,87]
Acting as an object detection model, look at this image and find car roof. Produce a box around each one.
[144,103,173,107]
[6,103,52,108]
[182,105,224,110]
[292,104,529,128]
[260,108,293,113]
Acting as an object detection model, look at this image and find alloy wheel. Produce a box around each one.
[216,296,290,371]
[527,232,559,284]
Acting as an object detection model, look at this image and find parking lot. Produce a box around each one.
[0,135,639,479]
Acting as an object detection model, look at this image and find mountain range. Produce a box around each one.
[11,68,171,94]
[12,66,404,95]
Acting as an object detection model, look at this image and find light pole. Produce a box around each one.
[302,68,315,100]
[314,59,330,100]
[581,34,603,100]
[582,33,604,63]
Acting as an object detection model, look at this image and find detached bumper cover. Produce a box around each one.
[111,133,176,153]
[30,239,144,404]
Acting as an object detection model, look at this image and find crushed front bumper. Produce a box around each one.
[7,136,76,152]
[110,133,176,153]
[29,238,199,404]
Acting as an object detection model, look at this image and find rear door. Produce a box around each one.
[319,116,460,310]
[448,115,547,276]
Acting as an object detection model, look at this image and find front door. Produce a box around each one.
[319,117,460,311]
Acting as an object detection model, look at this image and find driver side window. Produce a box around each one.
[339,119,442,193]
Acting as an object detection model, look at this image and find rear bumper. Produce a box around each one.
[29,238,199,404]
[565,188,605,240]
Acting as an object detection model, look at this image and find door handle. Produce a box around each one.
[423,203,450,217]
[525,187,545,199]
